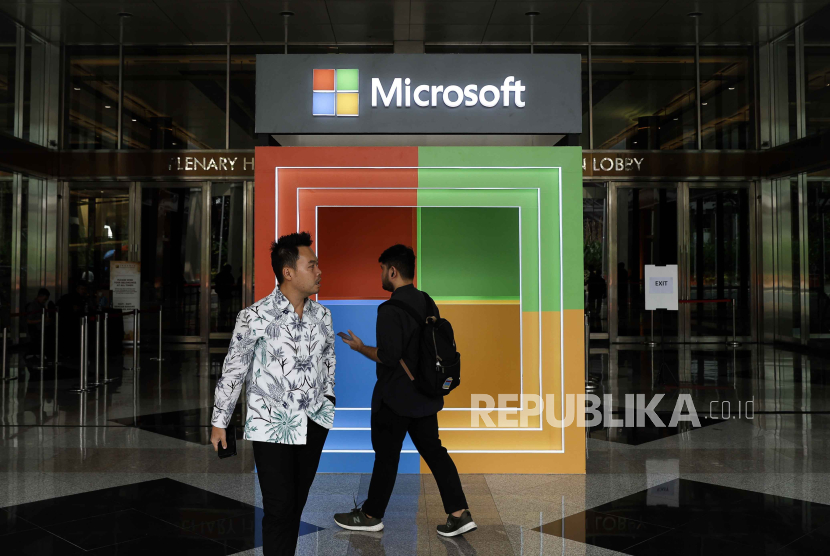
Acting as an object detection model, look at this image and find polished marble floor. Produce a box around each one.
[2,343,830,554]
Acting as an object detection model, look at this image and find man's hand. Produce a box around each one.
[341,330,382,364]
[340,329,365,352]
[210,426,227,452]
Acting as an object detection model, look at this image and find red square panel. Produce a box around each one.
[316,207,416,300]
[313,69,335,91]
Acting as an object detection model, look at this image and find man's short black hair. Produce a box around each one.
[271,232,313,285]
[378,244,416,280]
[37,288,50,297]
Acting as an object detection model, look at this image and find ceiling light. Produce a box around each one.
[633,141,638,144]
[702,102,708,106]
[728,87,735,90]
[104,105,111,108]
[73,87,81,91]
[131,118,136,122]
[674,118,679,121]
[172,142,177,145]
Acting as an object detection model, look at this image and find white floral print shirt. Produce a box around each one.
[211,285,336,444]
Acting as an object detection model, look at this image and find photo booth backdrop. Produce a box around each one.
[254,146,585,474]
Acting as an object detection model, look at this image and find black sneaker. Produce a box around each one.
[334,507,384,532]
[437,510,477,537]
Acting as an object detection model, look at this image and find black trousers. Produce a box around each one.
[252,419,328,556]
[362,403,468,519]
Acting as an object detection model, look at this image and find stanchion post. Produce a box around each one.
[89,314,102,388]
[150,306,164,362]
[34,308,47,370]
[102,312,115,384]
[54,307,60,367]
[70,316,88,393]
[132,310,139,373]
[644,310,657,348]
[83,316,89,391]
[727,299,741,348]
[1,327,14,382]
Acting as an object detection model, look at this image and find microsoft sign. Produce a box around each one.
[372,77,526,109]
[256,54,581,135]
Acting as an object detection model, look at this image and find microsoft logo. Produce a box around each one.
[312,69,359,117]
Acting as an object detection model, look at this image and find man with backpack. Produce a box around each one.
[333,245,476,538]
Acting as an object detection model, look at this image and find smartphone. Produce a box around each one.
[217,426,237,459]
[337,332,352,340]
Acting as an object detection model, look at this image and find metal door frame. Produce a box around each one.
[608,181,682,343]
[609,180,757,344]
[681,181,757,344]
[136,181,210,343]
[207,180,254,341]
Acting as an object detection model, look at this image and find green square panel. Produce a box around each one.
[336,69,359,91]
[419,207,520,299]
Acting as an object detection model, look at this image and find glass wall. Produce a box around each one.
[67,186,130,295]
[583,183,608,333]
[688,187,751,337]
[699,48,756,149]
[0,18,15,136]
[210,182,244,333]
[775,178,802,340]
[807,170,830,336]
[228,47,283,149]
[592,47,696,150]
[64,47,119,149]
[123,47,227,150]
[615,185,679,338]
[772,33,799,145]
[140,185,204,338]
[0,172,12,329]
[804,11,830,139]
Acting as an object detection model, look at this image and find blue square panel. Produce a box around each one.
[328,302,379,410]
[312,92,336,116]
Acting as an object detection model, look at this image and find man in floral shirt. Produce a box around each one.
[210,232,335,556]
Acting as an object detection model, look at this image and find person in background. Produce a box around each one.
[214,263,235,331]
[57,281,90,357]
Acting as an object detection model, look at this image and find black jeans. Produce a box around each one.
[362,403,467,519]
[252,419,328,556]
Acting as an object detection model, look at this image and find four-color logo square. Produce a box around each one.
[313,69,358,117]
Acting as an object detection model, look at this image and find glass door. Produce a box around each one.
[67,185,132,298]
[137,182,208,342]
[683,184,753,342]
[609,183,680,342]
[209,182,246,338]
[583,183,609,338]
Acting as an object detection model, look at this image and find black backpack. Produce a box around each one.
[381,291,461,398]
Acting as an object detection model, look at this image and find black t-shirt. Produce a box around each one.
[372,284,444,418]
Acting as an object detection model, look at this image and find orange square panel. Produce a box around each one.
[313,69,335,91]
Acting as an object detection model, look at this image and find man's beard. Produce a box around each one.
[381,277,393,292]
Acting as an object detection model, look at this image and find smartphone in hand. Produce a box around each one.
[337,332,352,341]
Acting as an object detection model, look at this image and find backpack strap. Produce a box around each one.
[421,291,438,322]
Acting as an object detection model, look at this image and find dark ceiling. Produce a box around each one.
[1,0,828,46]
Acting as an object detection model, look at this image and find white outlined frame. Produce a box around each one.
[296,187,543,412]
[273,166,566,454]
[296,187,539,413]
[313,203,532,431]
